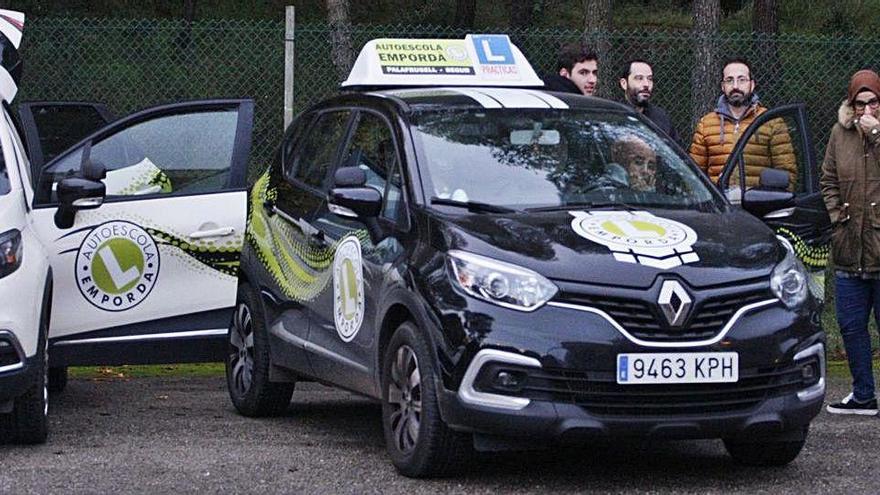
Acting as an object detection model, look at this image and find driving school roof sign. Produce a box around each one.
[341,34,542,88]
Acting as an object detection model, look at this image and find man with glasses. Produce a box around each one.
[689,57,796,187]
[821,69,880,416]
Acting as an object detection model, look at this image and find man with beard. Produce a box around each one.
[689,57,796,188]
[619,59,679,143]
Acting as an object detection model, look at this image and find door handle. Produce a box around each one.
[189,227,235,239]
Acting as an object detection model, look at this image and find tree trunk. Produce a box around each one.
[183,0,196,23]
[753,0,782,102]
[582,0,611,96]
[691,0,720,131]
[326,0,355,83]
[453,0,476,28]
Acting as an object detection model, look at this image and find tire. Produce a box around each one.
[225,283,294,417]
[381,322,472,478]
[13,284,51,444]
[48,367,68,394]
[723,427,808,467]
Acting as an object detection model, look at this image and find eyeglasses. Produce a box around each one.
[854,97,880,110]
[722,76,751,86]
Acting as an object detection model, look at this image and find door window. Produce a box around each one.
[719,111,810,203]
[37,109,241,203]
[290,110,351,190]
[0,141,8,195]
[342,112,405,223]
[29,104,111,164]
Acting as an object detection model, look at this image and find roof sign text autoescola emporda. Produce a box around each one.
[341,34,543,88]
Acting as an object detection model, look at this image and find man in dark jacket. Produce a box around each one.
[618,59,679,143]
[821,69,880,416]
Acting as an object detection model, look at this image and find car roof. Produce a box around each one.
[309,87,633,116]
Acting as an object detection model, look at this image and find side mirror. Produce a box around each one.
[758,168,789,190]
[742,187,795,219]
[328,186,382,219]
[82,159,107,182]
[54,177,106,229]
[333,166,366,188]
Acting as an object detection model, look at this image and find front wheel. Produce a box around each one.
[381,322,471,478]
[723,427,808,466]
[225,283,294,417]
[12,295,51,444]
[48,367,68,394]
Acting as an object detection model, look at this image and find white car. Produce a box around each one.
[0,11,254,443]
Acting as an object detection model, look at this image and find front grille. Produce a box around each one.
[475,360,814,417]
[556,288,773,343]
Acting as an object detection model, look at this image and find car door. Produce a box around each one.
[306,109,409,395]
[256,107,354,376]
[717,103,831,299]
[24,99,254,366]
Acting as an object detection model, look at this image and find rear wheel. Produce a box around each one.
[723,427,808,466]
[381,322,471,478]
[226,283,294,416]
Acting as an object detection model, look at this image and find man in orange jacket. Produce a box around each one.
[689,58,796,190]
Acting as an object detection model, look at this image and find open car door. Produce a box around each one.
[23,99,253,366]
[718,103,831,299]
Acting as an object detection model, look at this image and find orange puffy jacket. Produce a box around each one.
[689,96,797,188]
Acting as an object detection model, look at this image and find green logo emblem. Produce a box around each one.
[333,236,364,342]
[76,221,160,311]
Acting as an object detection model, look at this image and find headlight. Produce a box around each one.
[770,236,808,309]
[0,229,22,279]
[447,250,558,311]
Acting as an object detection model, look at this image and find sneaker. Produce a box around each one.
[826,393,879,416]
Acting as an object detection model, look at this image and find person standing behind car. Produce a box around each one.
[821,69,880,416]
[554,42,598,96]
[618,59,680,143]
[689,57,796,188]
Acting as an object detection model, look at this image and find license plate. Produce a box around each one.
[616,352,738,385]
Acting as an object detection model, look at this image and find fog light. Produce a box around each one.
[493,370,525,391]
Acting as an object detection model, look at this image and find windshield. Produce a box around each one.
[412,109,722,211]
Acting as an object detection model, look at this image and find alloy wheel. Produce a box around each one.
[387,345,422,454]
[229,303,255,397]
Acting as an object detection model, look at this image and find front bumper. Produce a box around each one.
[434,295,825,444]
[0,331,39,404]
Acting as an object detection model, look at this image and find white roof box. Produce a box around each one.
[341,34,543,89]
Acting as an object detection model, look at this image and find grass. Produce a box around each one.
[68,363,225,379]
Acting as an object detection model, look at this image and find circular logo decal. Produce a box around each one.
[333,236,365,342]
[75,221,160,312]
[570,211,700,269]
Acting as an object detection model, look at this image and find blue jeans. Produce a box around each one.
[835,275,880,402]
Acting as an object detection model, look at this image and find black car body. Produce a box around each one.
[229,87,831,477]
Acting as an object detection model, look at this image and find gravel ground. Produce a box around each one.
[0,373,877,494]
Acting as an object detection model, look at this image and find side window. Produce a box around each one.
[281,113,312,176]
[291,110,351,190]
[39,109,240,203]
[720,112,808,203]
[342,112,405,223]
[30,105,110,164]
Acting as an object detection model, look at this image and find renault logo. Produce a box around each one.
[658,280,692,327]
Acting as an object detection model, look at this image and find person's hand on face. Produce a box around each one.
[854,90,880,130]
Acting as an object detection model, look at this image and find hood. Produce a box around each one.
[838,99,857,129]
[540,73,581,95]
[431,208,780,289]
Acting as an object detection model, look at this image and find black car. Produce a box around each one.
[227,84,830,476]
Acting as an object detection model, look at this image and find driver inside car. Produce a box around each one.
[609,134,657,191]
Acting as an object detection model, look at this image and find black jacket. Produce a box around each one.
[641,102,680,144]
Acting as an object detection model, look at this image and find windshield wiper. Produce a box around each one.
[525,201,638,213]
[429,197,519,214]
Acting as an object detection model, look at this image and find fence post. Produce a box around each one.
[283,5,295,132]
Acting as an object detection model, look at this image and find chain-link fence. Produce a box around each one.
[17,17,880,176]
[16,16,880,356]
